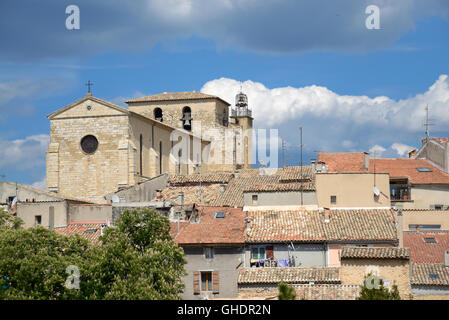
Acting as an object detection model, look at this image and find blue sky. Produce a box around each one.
[0,0,449,188]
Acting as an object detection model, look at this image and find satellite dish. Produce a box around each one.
[11,197,17,207]
[373,186,380,196]
[111,195,120,203]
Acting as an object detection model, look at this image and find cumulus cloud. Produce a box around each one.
[201,75,449,155]
[391,142,414,156]
[369,145,387,157]
[31,177,47,190]
[1,0,449,61]
[0,135,49,171]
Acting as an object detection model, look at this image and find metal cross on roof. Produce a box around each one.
[85,80,93,94]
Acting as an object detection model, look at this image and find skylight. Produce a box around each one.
[215,212,226,219]
[417,168,432,172]
[424,237,437,243]
[429,274,439,279]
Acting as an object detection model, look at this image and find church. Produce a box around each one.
[46,87,253,203]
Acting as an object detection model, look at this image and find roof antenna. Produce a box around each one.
[424,104,434,140]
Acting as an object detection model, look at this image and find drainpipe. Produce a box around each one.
[397,209,403,247]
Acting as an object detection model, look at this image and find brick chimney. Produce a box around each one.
[323,208,330,223]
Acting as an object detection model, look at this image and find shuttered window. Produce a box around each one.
[193,272,200,294]
[212,271,219,294]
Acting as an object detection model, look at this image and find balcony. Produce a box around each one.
[231,108,252,118]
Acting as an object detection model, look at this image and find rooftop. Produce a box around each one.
[54,221,106,244]
[404,232,449,264]
[238,267,340,284]
[369,158,449,185]
[171,206,246,245]
[245,209,398,243]
[318,152,368,173]
[411,264,449,286]
[340,247,410,260]
[126,91,231,106]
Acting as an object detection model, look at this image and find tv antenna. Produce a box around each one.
[424,104,435,139]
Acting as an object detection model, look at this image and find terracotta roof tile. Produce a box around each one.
[243,182,315,192]
[340,247,410,259]
[404,232,449,264]
[54,222,106,244]
[411,264,449,286]
[171,206,245,245]
[318,152,368,173]
[368,158,449,184]
[126,91,231,106]
[169,172,234,185]
[246,209,398,243]
[238,267,340,284]
[157,184,222,206]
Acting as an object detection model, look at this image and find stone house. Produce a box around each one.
[244,209,399,268]
[413,137,449,173]
[339,247,411,298]
[170,206,246,300]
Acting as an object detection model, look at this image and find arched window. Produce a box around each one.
[154,108,163,122]
[182,106,192,131]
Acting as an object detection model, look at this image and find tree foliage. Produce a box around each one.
[358,273,401,300]
[278,282,296,300]
[0,208,186,300]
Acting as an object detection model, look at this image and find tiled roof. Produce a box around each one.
[126,91,231,106]
[238,267,340,284]
[404,232,449,264]
[246,209,398,243]
[318,152,368,173]
[168,172,234,185]
[243,182,315,192]
[171,206,245,245]
[157,184,222,205]
[340,247,410,260]
[211,167,315,207]
[369,158,449,185]
[54,222,106,244]
[411,264,449,286]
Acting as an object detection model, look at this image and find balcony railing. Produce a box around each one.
[231,108,252,117]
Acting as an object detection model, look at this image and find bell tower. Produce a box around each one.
[230,89,253,169]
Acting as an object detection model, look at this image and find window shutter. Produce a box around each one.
[193,272,200,294]
[212,271,219,294]
[266,245,274,259]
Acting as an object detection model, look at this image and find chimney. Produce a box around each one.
[156,189,162,200]
[408,148,417,158]
[445,251,449,267]
[323,208,330,223]
[311,159,316,173]
[363,152,369,171]
[178,192,184,206]
[220,184,226,194]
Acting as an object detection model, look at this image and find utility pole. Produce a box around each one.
[299,126,303,206]
[282,139,286,168]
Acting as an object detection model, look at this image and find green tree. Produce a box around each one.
[358,273,401,300]
[0,208,23,229]
[278,282,296,300]
[0,226,89,300]
[83,209,187,299]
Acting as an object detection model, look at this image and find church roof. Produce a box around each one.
[126,91,231,106]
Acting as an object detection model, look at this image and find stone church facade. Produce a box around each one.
[46,91,252,203]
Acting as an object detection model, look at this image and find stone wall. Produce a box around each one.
[340,258,411,298]
[238,284,360,300]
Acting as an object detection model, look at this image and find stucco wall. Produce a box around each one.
[328,243,397,267]
[0,182,61,204]
[181,245,244,300]
[409,185,449,209]
[402,209,449,231]
[68,204,112,223]
[340,258,411,298]
[243,191,317,207]
[316,173,390,208]
[17,201,68,229]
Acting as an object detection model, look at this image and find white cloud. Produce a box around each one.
[391,143,414,156]
[31,177,46,190]
[201,75,449,155]
[0,134,49,171]
[369,145,387,157]
[201,75,449,131]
